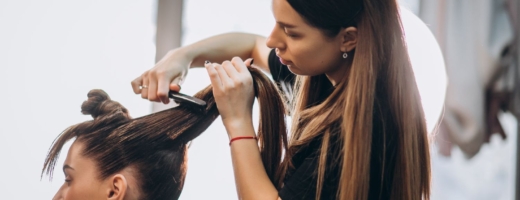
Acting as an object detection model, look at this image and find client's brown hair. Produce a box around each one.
[42,67,288,200]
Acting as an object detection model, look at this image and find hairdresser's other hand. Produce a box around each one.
[205,57,255,132]
[131,49,187,104]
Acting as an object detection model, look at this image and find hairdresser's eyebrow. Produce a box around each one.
[63,164,74,173]
[277,21,297,29]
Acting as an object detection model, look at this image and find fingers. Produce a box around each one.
[169,84,181,92]
[215,63,234,88]
[134,70,184,104]
[157,76,171,104]
[245,58,254,67]
[169,75,184,92]
[204,58,255,124]
[141,74,149,99]
[230,57,253,86]
[230,57,249,73]
[131,76,143,94]
[205,61,223,92]
[147,74,160,102]
[134,57,253,103]
[207,58,254,88]
[221,60,241,80]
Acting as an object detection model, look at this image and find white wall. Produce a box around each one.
[399,0,420,15]
[178,0,274,199]
[0,0,156,199]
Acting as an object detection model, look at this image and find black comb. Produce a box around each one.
[168,91,207,111]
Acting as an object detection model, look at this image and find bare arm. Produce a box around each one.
[227,121,280,200]
[204,58,280,200]
[132,32,272,103]
[183,32,272,74]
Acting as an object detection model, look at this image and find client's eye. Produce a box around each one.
[64,177,72,186]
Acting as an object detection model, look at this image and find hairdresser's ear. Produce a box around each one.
[106,174,128,200]
[339,27,357,53]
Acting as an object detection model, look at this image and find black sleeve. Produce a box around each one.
[268,48,296,98]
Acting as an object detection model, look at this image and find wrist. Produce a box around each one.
[177,45,205,69]
[229,136,258,146]
[168,47,195,69]
[223,118,255,138]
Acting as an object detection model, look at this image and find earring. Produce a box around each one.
[342,52,348,59]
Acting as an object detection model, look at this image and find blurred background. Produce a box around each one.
[0,0,518,199]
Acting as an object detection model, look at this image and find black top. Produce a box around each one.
[268,49,341,200]
[268,49,396,200]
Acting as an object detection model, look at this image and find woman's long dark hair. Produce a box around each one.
[42,67,288,199]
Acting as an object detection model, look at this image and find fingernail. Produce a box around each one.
[250,58,254,65]
[205,60,210,65]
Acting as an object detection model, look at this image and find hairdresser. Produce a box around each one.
[131,0,431,199]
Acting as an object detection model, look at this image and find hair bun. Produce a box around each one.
[81,89,129,119]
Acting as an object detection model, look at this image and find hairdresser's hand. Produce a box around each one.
[131,49,187,104]
[205,57,255,133]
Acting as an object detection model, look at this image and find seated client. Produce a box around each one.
[42,67,288,200]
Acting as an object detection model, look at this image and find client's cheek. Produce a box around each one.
[60,181,97,200]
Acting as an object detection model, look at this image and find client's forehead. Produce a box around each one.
[64,140,96,173]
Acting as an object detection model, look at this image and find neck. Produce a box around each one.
[325,59,351,87]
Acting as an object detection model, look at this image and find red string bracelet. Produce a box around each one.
[229,136,258,146]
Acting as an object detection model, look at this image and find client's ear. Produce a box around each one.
[106,174,128,200]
